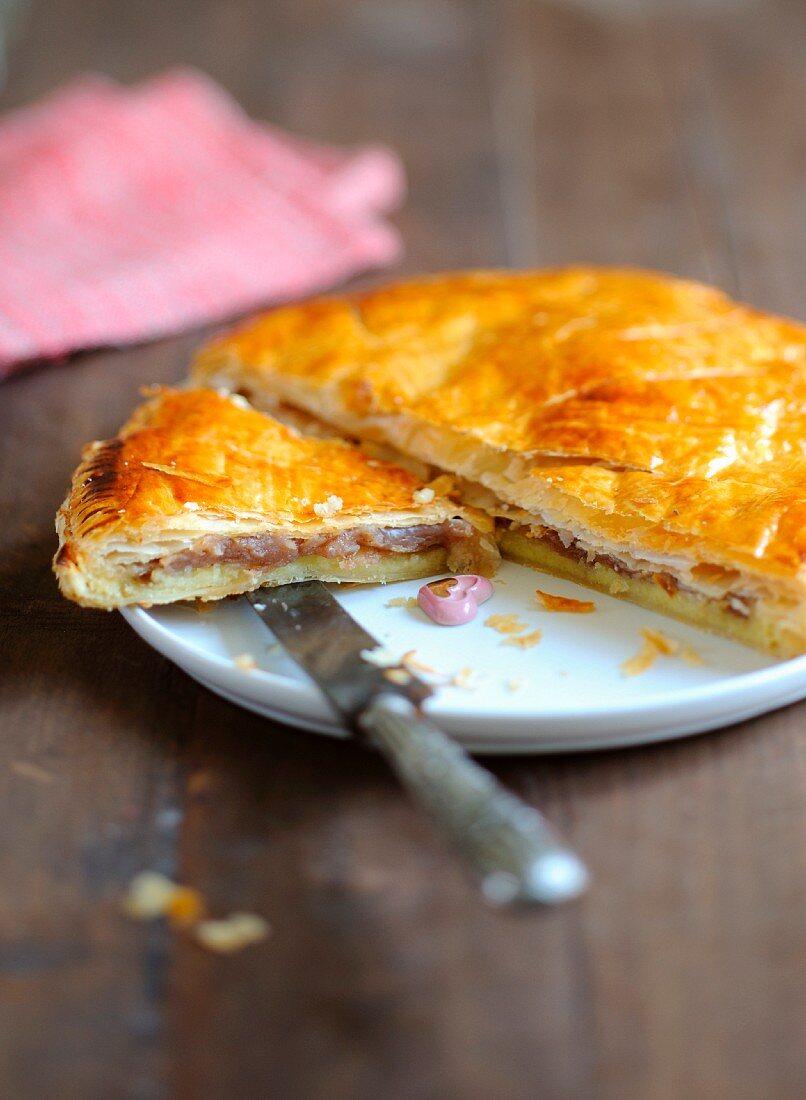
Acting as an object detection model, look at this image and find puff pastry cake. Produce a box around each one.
[54,388,498,608]
[193,267,806,657]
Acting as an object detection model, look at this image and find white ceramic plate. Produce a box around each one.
[121,562,806,753]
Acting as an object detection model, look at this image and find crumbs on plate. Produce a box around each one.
[402,649,438,675]
[450,667,478,691]
[621,628,704,677]
[383,667,413,685]
[233,653,257,672]
[361,646,479,691]
[384,596,419,609]
[360,645,402,668]
[534,589,596,613]
[484,613,529,635]
[502,630,542,649]
[361,646,439,678]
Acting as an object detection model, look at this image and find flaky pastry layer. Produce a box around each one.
[193,267,806,654]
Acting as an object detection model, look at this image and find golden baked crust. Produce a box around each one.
[54,388,497,608]
[193,267,806,655]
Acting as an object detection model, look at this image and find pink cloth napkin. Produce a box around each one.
[0,69,405,378]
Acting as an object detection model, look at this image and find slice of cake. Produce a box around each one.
[54,387,498,608]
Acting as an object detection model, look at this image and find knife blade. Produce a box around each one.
[248,578,433,717]
[246,581,589,907]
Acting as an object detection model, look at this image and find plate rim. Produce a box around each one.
[187,674,793,754]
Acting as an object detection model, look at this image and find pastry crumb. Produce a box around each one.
[642,628,678,655]
[502,630,542,649]
[680,642,705,666]
[123,874,267,951]
[621,639,659,677]
[313,494,343,518]
[485,613,528,635]
[192,913,270,954]
[233,653,257,672]
[122,871,175,919]
[384,667,413,685]
[360,646,402,668]
[426,473,460,499]
[505,678,523,692]
[400,650,455,685]
[385,596,419,609]
[534,589,595,613]
[450,667,477,690]
[621,628,692,676]
[412,487,435,504]
[165,886,206,928]
[402,650,437,674]
[122,871,194,921]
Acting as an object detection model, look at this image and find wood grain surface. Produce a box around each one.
[1,2,805,1098]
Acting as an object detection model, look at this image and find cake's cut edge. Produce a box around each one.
[500,528,804,659]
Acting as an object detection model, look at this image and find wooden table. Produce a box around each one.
[1,2,805,1097]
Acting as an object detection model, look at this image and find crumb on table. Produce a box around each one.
[192,913,271,954]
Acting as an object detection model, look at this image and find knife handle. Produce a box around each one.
[357,694,589,906]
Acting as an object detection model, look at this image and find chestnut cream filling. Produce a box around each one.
[137,518,481,575]
[503,520,756,618]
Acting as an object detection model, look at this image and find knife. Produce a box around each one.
[246,581,589,907]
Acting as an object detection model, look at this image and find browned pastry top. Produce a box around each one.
[195,268,806,576]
